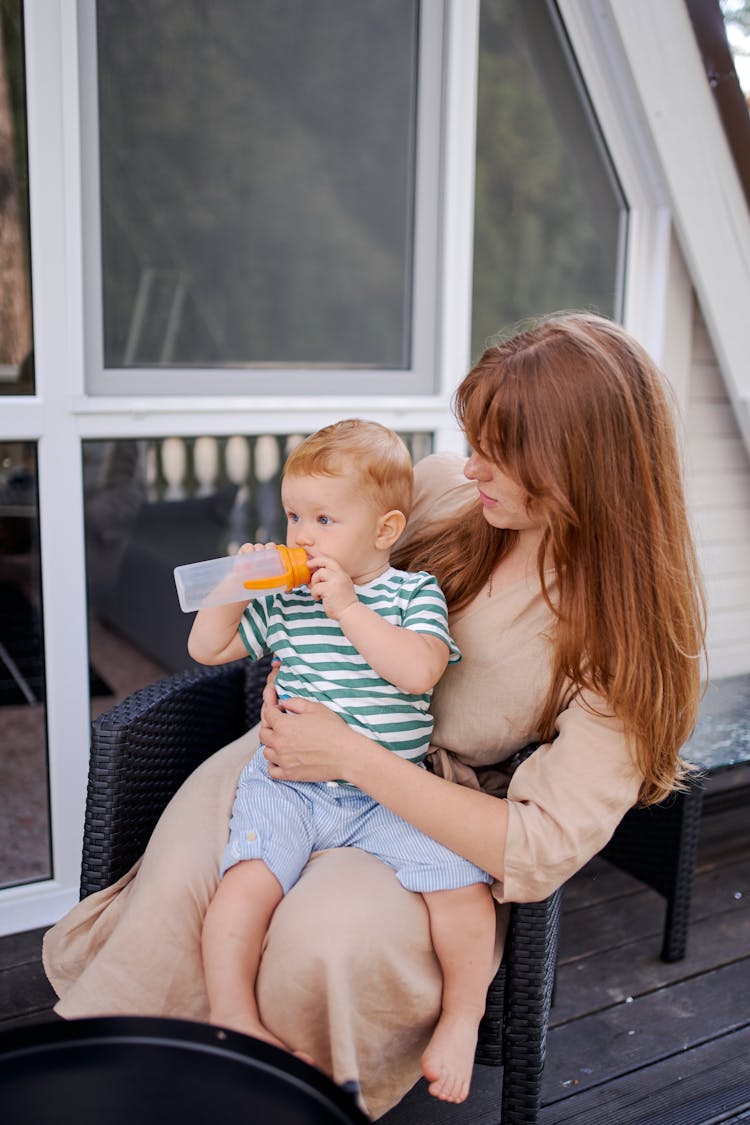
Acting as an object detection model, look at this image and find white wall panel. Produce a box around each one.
[686,305,750,678]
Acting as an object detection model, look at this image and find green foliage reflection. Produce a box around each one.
[472,0,625,358]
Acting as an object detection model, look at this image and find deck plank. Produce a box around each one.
[0,798,748,1123]
[0,926,46,971]
[552,904,750,1025]
[542,958,750,1101]
[539,1024,750,1124]
[559,853,749,964]
[0,958,57,1029]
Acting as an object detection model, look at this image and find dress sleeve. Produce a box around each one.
[494,689,644,903]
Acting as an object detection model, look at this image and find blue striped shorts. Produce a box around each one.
[221,747,493,895]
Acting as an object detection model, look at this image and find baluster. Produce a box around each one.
[182,437,198,499]
[244,436,260,542]
[215,436,232,491]
[223,436,250,552]
[161,437,187,501]
[252,435,281,543]
[193,436,218,497]
[150,438,169,501]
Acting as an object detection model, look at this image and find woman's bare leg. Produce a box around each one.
[201,859,288,1047]
[420,883,497,1103]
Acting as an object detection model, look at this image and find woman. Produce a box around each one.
[43,312,706,1119]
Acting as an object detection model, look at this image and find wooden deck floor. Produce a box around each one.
[1,799,749,1123]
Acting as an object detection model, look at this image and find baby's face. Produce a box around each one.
[281,472,387,585]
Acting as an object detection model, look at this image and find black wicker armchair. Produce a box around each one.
[84,658,562,1124]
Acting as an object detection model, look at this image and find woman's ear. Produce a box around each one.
[375,509,407,550]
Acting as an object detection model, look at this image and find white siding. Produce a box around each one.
[685,304,750,677]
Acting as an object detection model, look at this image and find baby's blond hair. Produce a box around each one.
[283,419,413,517]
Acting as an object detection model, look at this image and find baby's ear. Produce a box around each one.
[376,509,407,550]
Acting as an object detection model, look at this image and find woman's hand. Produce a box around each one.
[260,657,283,727]
[261,681,509,879]
[260,696,364,783]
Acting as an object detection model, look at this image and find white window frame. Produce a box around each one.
[557,0,676,366]
[78,0,447,399]
[0,0,91,932]
[2,0,681,934]
[0,0,476,935]
[609,0,750,450]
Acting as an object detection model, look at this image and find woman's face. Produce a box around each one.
[464,448,539,532]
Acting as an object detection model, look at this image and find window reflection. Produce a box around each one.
[472,0,627,356]
[720,0,750,102]
[0,0,33,395]
[97,0,418,370]
[0,443,50,887]
[84,432,433,710]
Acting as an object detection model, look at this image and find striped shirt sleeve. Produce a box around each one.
[239,598,272,661]
[398,572,461,664]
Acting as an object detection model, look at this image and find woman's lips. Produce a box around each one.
[477,488,497,506]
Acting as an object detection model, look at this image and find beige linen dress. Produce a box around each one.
[43,454,643,1119]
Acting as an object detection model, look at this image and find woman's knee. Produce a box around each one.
[256,848,444,1078]
[264,848,437,970]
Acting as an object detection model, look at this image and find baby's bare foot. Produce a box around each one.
[421,1011,479,1103]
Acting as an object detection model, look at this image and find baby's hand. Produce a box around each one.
[232,541,278,581]
[237,542,277,554]
[308,555,357,621]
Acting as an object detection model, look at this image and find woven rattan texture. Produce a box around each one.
[474,741,563,1119]
[243,654,273,730]
[81,662,248,897]
[80,663,562,1122]
[500,890,563,1120]
[600,778,704,962]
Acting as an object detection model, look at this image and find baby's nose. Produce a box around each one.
[294,526,314,547]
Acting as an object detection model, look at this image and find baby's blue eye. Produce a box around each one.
[287,512,300,524]
[318,515,331,526]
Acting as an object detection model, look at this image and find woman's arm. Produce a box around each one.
[260,698,509,879]
[261,678,644,898]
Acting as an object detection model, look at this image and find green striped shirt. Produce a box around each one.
[239,567,461,764]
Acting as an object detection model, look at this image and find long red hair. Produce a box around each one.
[396,313,706,804]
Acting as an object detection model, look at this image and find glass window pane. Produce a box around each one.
[97,0,418,371]
[720,0,750,101]
[0,0,34,395]
[84,431,433,703]
[0,443,50,887]
[472,0,627,357]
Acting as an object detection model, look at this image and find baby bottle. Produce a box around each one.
[174,545,311,612]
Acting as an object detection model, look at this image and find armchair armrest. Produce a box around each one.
[474,741,562,1123]
[81,660,258,897]
[80,679,561,1122]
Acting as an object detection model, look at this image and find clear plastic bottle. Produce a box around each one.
[174,545,311,612]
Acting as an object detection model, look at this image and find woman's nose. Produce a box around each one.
[464,451,487,480]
